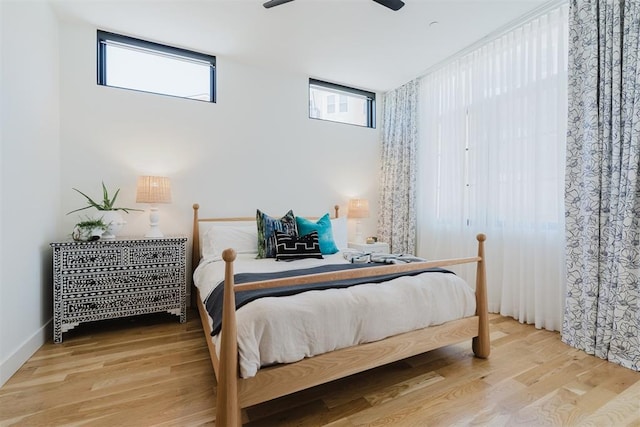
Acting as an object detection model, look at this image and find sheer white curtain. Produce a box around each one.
[417,4,569,331]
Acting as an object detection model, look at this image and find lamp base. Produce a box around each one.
[145,226,164,238]
[354,220,365,243]
[145,205,164,238]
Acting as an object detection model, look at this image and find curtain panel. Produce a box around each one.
[378,79,419,254]
[417,5,569,331]
[563,0,640,371]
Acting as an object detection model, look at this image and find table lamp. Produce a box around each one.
[348,198,369,243]
[136,176,172,238]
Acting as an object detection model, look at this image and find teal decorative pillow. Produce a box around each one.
[256,209,298,258]
[295,213,339,255]
[274,230,323,261]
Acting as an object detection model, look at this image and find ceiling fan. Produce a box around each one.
[263,0,405,11]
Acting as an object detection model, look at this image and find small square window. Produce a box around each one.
[309,78,375,128]
[327,95,336,114]
[339,95,348,113]
[97,30,216,102]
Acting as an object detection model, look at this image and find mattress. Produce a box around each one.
[194,253,476,378]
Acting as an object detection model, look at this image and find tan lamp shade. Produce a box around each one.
[136,176,172,204]
[348,199,370,218]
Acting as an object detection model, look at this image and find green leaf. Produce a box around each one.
[101,182,112,209]
[72,188,101,208]
[66,205,94,215]
[110,188,121,209]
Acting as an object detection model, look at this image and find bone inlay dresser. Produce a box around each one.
[50,236,187,343]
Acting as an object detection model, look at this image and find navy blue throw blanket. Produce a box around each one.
[205,263,454,336]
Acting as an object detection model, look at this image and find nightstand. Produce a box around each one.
[50,236,187,343]
[348,241,390,254]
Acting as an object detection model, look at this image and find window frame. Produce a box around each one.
[309,78,376,128]
[97,30,216,103]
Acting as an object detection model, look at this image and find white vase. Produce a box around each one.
[97,211,126,239]
[72,226,104,241]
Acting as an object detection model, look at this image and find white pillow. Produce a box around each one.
[331,217,348,250]
[201,222,258,260]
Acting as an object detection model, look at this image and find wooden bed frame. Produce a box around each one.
[191,203,490,426]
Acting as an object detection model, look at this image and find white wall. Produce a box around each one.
[58,21,381,262]
[0,0,4,387]
[0,1,61,386]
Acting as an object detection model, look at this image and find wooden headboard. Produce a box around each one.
[191,204,340,275]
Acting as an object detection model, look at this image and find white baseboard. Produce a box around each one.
[0,319,51,387]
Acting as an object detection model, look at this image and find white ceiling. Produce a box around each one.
[51,0,554,92]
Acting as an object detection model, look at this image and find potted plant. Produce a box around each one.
[67,182,142,239]
[72,218,108,241]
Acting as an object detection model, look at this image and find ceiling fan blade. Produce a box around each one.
[263,0,295,8]
[372,0,405,11]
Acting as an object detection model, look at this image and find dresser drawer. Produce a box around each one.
[60,246,123,270]
[61,267,182,294]
[63,288,181,323]
[129,242,183,266]
[57,240,183,271]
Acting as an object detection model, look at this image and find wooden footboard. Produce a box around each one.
[191,204,489,426]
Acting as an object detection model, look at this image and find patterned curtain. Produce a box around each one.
[563,0,640,371]
[378,79,419,254]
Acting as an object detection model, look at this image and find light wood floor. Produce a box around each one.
[1,310,639,426]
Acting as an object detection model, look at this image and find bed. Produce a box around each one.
[191,204,489,425]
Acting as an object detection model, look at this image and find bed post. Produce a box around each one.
[472,233,490,358]
[217,248,241,426]
[334,204,340,218]
[192,204,201,275]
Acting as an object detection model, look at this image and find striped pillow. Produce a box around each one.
[274,230,323,261]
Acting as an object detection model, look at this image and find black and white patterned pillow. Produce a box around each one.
[274,230,323,261]
[256,209,298,258]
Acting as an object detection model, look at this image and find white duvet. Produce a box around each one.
[193,253,476,378]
